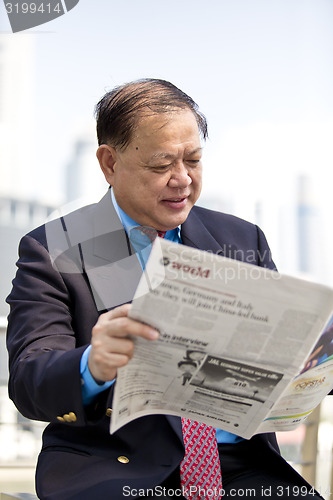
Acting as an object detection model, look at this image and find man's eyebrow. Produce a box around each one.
[149,152,177,161]
[149,147,203,161]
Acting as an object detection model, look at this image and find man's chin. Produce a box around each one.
[157,212,192,232]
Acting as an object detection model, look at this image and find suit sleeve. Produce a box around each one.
[255,225,277,271]
[6,233,113,425]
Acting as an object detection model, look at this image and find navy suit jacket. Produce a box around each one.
[6,192,299,500]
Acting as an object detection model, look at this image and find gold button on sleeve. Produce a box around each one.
[69,412,77,422]
[117,456,129,464]
[60,412,77,423]
[106,408,112,417]
[63,413,77,423]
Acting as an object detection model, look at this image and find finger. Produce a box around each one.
[88,337,136,382]
[95,304,131,328]
[92,336,135,358]
[93,315,159,341]
[90,352,132,381]
[93,348,134,368]
[88,351,131,382]
[102,303,132,321]
[112,316,159,340]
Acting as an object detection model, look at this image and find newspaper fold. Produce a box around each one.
[110,239,333,439]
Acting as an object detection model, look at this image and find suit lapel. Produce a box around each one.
[181,207,223,254]
[166,415,183,442]
[78,192,143,311]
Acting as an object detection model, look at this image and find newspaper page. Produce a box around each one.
[110,239,333,439]
[258,316,333,433]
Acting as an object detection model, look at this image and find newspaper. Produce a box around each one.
[110,239,333,439]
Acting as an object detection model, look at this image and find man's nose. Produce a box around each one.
[168,163,192,188]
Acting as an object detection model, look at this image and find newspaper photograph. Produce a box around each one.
[258,317,333,433]
[110,239,333,439]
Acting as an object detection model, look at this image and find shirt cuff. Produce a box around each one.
[80,345,114,405]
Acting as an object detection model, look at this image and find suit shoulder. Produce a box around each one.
[190,205,275,269]
[192,205,257,232]
[23,202,97,250]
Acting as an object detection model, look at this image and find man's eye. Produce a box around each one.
[187,160,200,166]
[151,165,170,172]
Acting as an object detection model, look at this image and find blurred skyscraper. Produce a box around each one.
[65,123,107,204]
[297,174,324,281]
[0,35,35,199]
[0,197,55,317]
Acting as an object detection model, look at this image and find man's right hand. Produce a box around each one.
[88,303,159,383]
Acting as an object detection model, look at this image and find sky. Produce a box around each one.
[1,0,333,281]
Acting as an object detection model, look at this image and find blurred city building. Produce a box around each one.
[0,36,35,199]
[297,174,325,281]
[65,124,107,204]
[0,197,56,317]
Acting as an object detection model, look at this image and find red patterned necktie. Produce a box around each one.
[180,418,222,500]
[133,226,166,241]
[139,226,166,239]
[137,227,222,498]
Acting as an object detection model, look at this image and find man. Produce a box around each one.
[6,79,323,500]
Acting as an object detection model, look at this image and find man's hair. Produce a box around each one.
[95,78,208,149]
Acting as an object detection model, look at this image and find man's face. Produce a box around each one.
[101,109,203,231]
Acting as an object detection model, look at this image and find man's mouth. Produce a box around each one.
[162,197,188,209]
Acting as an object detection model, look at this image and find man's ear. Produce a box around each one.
[96,145,117,185]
